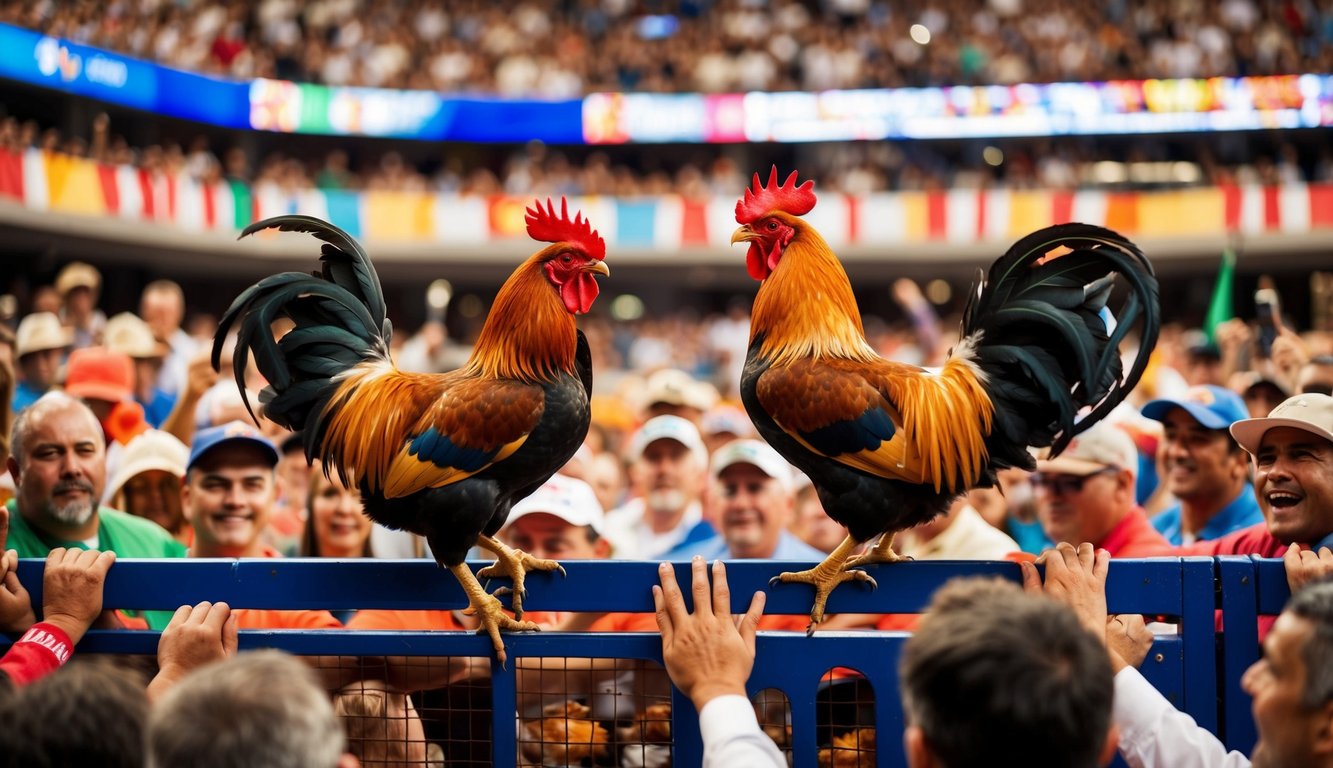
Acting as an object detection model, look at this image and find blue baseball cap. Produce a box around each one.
[187,421,279,471]
[1142,385,1248,430]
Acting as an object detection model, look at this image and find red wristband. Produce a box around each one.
[0,622,74,687]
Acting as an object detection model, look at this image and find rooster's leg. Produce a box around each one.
[475,535,567,619]
[843,532,911,570]
[450,563,539,667]
[769,536,876,634]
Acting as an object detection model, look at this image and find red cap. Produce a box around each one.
[64,347,135,403]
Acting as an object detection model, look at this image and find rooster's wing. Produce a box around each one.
[374,375,545,499]
[753,353,992,494]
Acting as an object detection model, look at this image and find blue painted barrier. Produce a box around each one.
[2,556,1279,766]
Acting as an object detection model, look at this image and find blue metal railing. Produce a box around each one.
[5,556,1283,766]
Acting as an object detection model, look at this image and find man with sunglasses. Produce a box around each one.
[1142,385,1263,545]
[1034,421,1173,557]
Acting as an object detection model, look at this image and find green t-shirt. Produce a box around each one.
[5,499,187,629]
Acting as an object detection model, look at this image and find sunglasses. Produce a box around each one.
[1031,467,1119,495]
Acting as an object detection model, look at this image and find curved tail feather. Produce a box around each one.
[961,223,1160,468]
[214,215,391,459]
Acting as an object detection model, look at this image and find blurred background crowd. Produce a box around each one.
[5,0,1330,96]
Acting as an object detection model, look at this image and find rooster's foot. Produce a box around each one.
[843,534,911,571]
[451,563,539,668]
[476,535,566,619]
[769,567,877,635]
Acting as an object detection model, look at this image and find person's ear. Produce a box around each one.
[1114,468,1135,498]
[6,455,19,485]
[904,725,937,768]
[593,537,612,559]
[181,479,194,516]
[1311,700,1333,756]
[1098,723,1120,766]
[1231,447,1251,480]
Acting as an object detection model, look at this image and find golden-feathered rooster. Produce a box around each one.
[519,700,611,767]
[731,169,1159,630]
[215,199,609,662]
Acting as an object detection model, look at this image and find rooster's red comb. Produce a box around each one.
[735,167,817,225]
[525,197,605,261]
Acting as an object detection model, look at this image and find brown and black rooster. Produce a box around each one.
[731,168,1159,630]
[215,199,609,662]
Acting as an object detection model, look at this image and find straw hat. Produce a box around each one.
[105,429,189,503]
[104,312,168,359]
[54,261,101,296]
[15,312,72,358]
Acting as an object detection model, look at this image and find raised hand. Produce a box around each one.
[653,557,765,711]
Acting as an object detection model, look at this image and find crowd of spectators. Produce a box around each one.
[0,259,1330,764]
[4,0,1330,96]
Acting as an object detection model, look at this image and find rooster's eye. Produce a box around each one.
[766,221,778,231]
[560,254,573,263]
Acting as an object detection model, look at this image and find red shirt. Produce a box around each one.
[590,612,808,633]
[346,609,467,631]
[1176,522,1287,558]
[1178,523,1294,638]
[345,610,808,633]
[1100,507,1173,558]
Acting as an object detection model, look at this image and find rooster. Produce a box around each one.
[818,728,876,768]
[519,699,611,767]
[731,168,1159,630]
[215,199,609,663]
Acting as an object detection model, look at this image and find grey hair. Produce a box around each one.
[147,650,346,768]
[9,392,99,466]
[1288,578,1333,709]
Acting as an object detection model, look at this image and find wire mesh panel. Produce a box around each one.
[752,687,792,765]
[816,668,876,768]
[514,657,670,767]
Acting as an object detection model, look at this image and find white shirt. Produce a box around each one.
[900,505,1019,561]
[603,499,704,560]
[699,695,786,768]
[1114,666,1251,768]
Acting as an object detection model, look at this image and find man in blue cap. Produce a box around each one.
[1142,385,1264,545]
[183,421,340,629]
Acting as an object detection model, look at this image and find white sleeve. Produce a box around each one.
[699,694,787,768]
[1115,667,1251,768]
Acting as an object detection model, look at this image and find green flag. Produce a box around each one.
[1203,247,1236,342]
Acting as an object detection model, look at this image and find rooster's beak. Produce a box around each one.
[584,260,610,277]
[731,226,755,245]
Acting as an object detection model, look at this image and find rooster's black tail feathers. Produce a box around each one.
[962,222,1160,469]
[214,215,390,457]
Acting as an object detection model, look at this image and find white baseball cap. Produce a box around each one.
[508,474,605,534]
[1034,421,1139,479]
[627,415,709,468]
[641,369,718,412]
[710,439,794,493]
[1231,393,1333,456]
